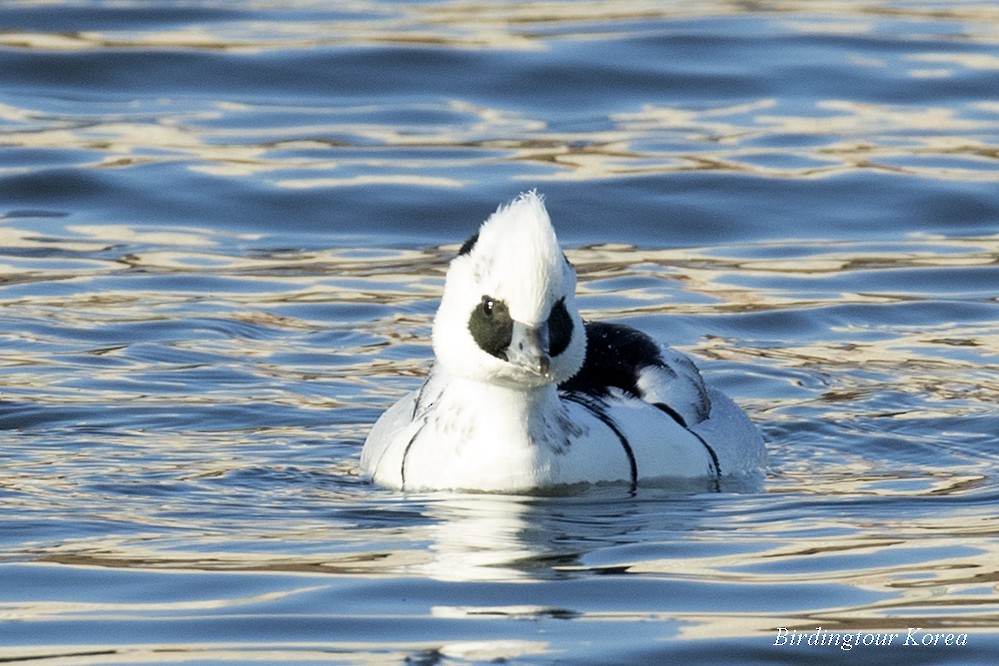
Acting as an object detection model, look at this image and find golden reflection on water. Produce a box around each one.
[0,1,740,53]
[3,1,999,53]
[4,94,995,185]
[3,223,994,415]
[2,3,998,187]
[3,3,998,661]
[21,483,999,649]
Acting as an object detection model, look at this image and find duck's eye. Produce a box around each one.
[469,295,512,359]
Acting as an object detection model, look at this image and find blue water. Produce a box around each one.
[1,1,997,664]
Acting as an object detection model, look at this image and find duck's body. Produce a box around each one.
[361,192,765,493]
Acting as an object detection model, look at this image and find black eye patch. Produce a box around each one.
[548,298,574,357]
[468,295,513,359]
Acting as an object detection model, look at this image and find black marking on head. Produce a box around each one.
[547,298,574,358]
[559,321,664,398]
[468,295,513,359]
[457,232,479,257]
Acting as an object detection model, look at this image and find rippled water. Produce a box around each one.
[2,1,998,664]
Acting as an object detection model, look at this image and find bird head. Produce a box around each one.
[432,191,586,389]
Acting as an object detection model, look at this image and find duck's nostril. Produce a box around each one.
[538,355,551,376]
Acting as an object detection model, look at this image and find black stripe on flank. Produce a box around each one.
[563,393,637,490]
[399,422,426,491]
[692,429,720,478]
[654,402,721,477]
[412,378,430,419]
[653,401,688,428]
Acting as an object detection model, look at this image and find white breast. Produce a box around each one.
[360,380,740,492]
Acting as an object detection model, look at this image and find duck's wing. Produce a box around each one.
[560,321,767,478]
[558,321,710,428]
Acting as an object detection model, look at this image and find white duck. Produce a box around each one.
[361,191,765,492]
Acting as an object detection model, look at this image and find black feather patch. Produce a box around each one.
[559,321,663,398]
[468,295,513,359]
[457,232,479,257]
[559,321,721,478]
[547,298,574,358]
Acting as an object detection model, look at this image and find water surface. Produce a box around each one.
[1,1,997,664]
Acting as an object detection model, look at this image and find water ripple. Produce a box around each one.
[2,1,999,662]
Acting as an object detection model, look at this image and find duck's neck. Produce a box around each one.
[429,375,570,451]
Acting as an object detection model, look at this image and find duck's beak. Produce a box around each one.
[505,320,552,378]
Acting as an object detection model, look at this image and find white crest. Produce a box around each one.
[468,191,563,325]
